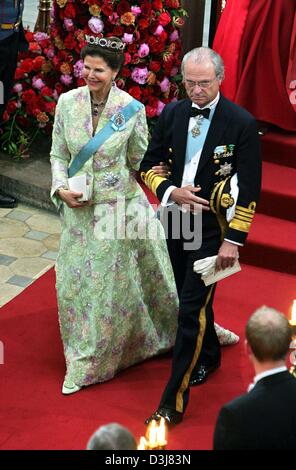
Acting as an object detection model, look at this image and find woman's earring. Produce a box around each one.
[112,78,116,87]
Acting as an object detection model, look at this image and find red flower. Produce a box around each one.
[32,56,45,72]
[150,60,161,73]
[64,34,77,50]
[138,18,150,30]
[146,105,158,118]
[124,52,132,65]
[112,25,124,36]
[20,58,33,73]
[101,3,113,16]
[153,0,163,9]
[6,100,18,114]
[165,0,180,7]
[158,12,171,26]
[141,2,152,15]
[14,68,26,80]
[121,66,131,78]
[29,42,41,53]
[44,101,56,115]
[64,4,76,18]
[40,86,53,98]
[22,89,37,104]
[128,86,142,100]
[117,1,131,16]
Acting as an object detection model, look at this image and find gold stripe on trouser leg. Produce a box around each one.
[176,284,215,413]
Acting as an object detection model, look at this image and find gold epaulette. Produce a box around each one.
[140,169,167,195]
[229,202,256,233]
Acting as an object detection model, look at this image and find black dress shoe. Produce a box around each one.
[0,192,17,209]
[189,361,220,386]
[145,407,183,426]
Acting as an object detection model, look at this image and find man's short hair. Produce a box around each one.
[246,305,292,362]
[86,422,137,450]
[181,46,225,80]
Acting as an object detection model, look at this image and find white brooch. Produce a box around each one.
[103,173,120,187]
[111,112,126,131]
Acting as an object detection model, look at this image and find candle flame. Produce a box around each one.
[157,417,167,446]
[140,418,168,449]
[147,419,158,447]
[137,436,147,450]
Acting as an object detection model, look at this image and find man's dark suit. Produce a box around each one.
[214,371,296,449]
[140,94,261,416]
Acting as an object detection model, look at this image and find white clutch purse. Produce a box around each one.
[68,174,92,202]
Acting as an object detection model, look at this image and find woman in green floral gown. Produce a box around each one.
[50,38,179,394]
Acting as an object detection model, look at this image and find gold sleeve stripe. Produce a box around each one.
[229,219,251,233]
[235,209,254,219]
[234,214,254,222]
[140,169,167,195]
[229,202,257,233]
[235,204,256,215]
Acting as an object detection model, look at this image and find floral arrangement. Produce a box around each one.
[1,0,187,158]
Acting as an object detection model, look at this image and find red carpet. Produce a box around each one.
[241,129,296,274]
[0,265,295,450]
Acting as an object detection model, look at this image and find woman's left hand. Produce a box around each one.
[152,161,171,177]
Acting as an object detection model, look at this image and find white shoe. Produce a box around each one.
[62,380,82,395]
[214,322,240,346]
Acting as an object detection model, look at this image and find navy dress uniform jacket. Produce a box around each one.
[140,94,261,245]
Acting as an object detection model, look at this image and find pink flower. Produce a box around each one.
[157,100,165,115]
[170,66,178,77]
[88,16,104,34]
[108,13,119,24]
[131,6,142,16]
[64,18,74,31]
[138,43,150,58]
[154,25,164,36]
[159,77,170,92]
[122,33,134,43]
[45,47,55,59]
[32,77,45,89]
[60,74,73,85]
[33,32,49,42]
[74,60,84,78]
[13,83,23,93]
[131,66,148,85]
[170,30,179,41]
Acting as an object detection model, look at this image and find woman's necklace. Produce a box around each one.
[91,98,107,117]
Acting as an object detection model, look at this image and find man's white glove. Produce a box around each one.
[193,256,217,277]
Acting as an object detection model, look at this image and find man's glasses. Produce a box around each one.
[184,78,217,89]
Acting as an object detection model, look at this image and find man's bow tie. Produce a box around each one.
[190,107,210,119]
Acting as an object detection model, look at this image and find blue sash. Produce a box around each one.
[68,98,143,177]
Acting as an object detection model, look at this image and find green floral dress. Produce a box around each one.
[50,85,178,386]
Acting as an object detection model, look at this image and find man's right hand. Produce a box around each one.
[170,185,210,213]
[57,189,90,208]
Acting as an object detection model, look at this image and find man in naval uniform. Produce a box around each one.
[140,47,261,426]
[0,0,28,208]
